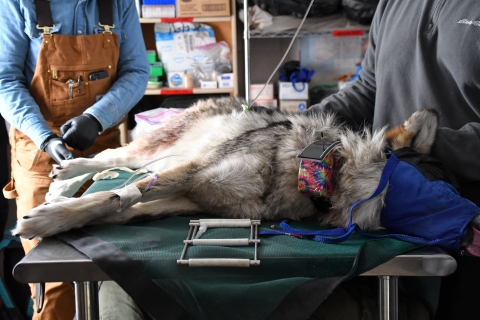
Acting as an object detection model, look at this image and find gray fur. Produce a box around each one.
[13,97,443,240]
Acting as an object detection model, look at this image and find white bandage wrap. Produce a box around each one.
[112,184,142,212]
[93,167,149,181]
[93,171,120,180]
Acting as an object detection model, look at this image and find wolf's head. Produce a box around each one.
[322,109,440,230]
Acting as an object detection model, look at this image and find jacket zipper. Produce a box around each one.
[427,0,447,31]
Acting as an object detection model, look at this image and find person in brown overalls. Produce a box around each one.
[0,0,150,319]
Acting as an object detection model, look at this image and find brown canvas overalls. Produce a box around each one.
[3,1,122,318]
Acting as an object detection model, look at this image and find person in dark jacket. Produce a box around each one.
[308,1,480,319]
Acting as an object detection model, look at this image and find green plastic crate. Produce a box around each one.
[146,50,157,63]
[150,62,163,77]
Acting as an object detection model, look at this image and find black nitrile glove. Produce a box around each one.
[41,135,75,164]
[60,114,101,151]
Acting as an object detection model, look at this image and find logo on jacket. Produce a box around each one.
[458,19,480,27]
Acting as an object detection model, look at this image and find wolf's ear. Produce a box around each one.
[385,109,439,154]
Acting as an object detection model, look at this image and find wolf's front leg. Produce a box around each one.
[14,162,201,239]
[12,191,121,239]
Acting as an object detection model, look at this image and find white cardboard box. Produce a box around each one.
[142,5,176,18]
[252,99,278,110]
[278,82,309,100]
[200,80,218,89]
[217,73,234,88]
[279,100,308,113]
[250,83,274,100]
[177,0,230,17]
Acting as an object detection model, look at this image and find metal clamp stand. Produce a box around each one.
[178,219,261,267]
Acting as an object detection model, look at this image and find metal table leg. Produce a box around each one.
[74,281,99,320]
[379,276,398,320]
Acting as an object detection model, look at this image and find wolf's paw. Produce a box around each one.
[45,193,70,204]
[47,173,95,200]
[12,200,85,240]
[50,158,94,180]
[47,179,75,200]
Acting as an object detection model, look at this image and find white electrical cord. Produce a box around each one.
[248,0,316,108]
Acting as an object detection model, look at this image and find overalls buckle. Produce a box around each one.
[36,24,55,36]
[99,22,115,34]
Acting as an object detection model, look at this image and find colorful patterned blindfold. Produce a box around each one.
[297,140,342,198]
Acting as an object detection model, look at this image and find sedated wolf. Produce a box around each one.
[12,97,480,250]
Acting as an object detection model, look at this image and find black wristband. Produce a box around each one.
[40,133,59,152]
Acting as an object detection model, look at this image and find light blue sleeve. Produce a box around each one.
[0,0,54,148]
[86,0,150,132]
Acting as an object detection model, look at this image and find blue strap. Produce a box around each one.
[290,80,306,92]
[289,67,315,92]
[346,153,399,226]
[0,236,20,251]
[260,221,358,243]
[279,220,346,236]
[260,221,349,240]
[0,235,21,309]
[0,238,12,251]
[0,280,14,308]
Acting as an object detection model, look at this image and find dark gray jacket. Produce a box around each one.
[309,0,480,188]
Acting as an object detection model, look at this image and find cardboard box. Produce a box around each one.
[253,99,278,110]
[279,100,308,113]
[250,83,274,101]
[217,73,234,88]
[176,0,230,17]
[142,4,176,18]
[278,82,309,100]
[200,80,218,89]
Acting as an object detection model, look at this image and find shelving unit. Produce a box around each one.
[144,87,235,95]
[139,0,239,96]
[250,27,368,38]
[118,1,239,145]
[243,11,369,101]
[140,16,232,23]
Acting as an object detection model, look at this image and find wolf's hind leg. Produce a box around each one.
[385,109,438,153]
[89,197,203,225]
[133,162,201,203]
[51,144,160,181]
[46,172,96,201]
